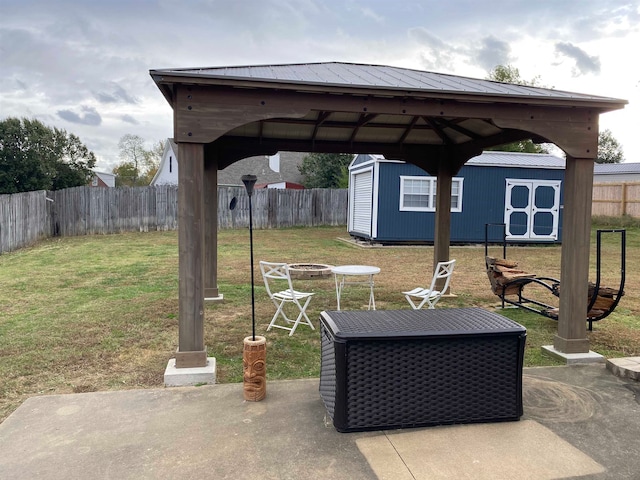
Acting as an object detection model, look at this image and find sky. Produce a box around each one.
[1,0,639,172]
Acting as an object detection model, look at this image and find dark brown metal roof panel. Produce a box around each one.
[151,61,626,105]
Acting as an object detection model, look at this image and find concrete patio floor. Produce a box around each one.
[1,364,639,479]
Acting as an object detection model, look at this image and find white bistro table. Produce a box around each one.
[331,265,381,311]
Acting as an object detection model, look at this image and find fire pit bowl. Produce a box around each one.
[288,263,334,279]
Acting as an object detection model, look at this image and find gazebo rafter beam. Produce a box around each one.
[431,117,483,140]
[349,113,378,145]
[311,111,331,146]
[397,115,420,145]
[424,116,453,145]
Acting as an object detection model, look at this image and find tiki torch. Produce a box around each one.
[240,174,265,401]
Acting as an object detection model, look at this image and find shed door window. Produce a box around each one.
[400,176,463,212]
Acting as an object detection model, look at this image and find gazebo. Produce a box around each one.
[149,62,626,373]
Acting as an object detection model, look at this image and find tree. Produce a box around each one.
[298,153,352,188]
[485,65,548,154]
[112,162,140,187]
[597,129,624,164]
[486,64,542,87]
[0,117,96,194]
[140,140,164,184]
[113,135,163,186]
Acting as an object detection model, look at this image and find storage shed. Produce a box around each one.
[348,151,566,244]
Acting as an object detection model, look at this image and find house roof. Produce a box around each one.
[218,151,306,186]
[93,171,116,187]
[593,163,640,175]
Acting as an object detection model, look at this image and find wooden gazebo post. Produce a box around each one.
[432,150,476,293]
[175,142,207,368]
[553,155,596,354]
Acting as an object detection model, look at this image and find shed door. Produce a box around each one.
[350,169,373,236]
[504,179,561,241]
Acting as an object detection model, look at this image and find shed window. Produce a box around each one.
[400,176,463,212]
[169,156,173,173]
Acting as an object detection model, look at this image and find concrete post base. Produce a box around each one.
[164,357,216,387]
[204,294,224,302]
[542,345,605,365]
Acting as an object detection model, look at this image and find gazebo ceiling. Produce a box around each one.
[150,62,627,172]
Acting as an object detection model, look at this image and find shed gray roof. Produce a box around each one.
[593,163,640,174]
[357,151,566,169]
[155,62,624,104]
[467,151,565,169]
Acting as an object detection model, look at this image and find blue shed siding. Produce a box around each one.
[375,163,434,241]
[369,162,564,244]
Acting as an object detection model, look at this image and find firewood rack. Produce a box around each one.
[484,224,625,331]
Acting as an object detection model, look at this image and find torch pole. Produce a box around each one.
[248,192,255,341]
[241,174,258,341]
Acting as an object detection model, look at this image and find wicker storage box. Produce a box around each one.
[319,308,526,432]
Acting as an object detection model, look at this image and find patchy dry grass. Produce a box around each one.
[1,224,638,423]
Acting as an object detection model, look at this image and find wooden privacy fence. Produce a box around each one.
[0,190,51,254]
[0,186,348,253]
[592,182,640,218]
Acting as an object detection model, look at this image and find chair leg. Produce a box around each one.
[405,294,437,310]
[267,300,287,331]
[288,297,315,336]
[405,295,420,310]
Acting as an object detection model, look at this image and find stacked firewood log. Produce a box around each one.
[485,257,535,296]
[551,282,623,317]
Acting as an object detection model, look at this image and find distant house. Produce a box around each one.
[150,139,306,187]
[150,139,179,185]
[594,163,640,183]
[348,151,566,244]
[90,171,115,187]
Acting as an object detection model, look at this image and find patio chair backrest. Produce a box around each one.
[429,259,456,293]
[260,261,294,296]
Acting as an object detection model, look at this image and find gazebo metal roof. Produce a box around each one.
[154,61,622,104]
[151,62,626,174]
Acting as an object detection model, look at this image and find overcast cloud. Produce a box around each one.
[555,42,602,75]
[1,0,639,170]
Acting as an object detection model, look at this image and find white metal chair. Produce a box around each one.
[259,261,315,336]
[403,259,456,309]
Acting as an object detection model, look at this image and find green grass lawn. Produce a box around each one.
[1,223,639,423]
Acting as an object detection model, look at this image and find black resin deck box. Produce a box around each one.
[319,308,526,432]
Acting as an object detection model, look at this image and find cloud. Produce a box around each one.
[554,42,601,75]
[120,114,139,125]
[475,36,514,71]
[359,6,385,24]
[57,106,102,126]
[408,27,456,71]
[94,83,139,104]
